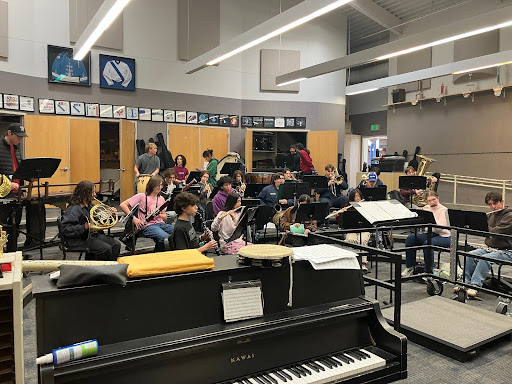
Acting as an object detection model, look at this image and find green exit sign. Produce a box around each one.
[371,124,380,131]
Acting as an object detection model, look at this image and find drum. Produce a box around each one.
[136,175,151,194]
[238,244,293,268]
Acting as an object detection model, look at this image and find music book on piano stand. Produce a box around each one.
[351,199,417,224]
[222,280,264,323]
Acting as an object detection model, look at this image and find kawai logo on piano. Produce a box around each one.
[230,353,255,363]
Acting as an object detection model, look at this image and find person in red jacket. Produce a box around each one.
[296,143,315,175]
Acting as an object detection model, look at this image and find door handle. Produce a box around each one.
[60,167,69,171]
[118,168,126,171]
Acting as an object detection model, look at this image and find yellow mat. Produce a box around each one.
[118,250,215,278]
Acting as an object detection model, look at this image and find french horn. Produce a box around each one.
[89,198,118,231]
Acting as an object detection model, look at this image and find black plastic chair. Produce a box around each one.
[56,216,89,260]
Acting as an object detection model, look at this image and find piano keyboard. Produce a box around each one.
[226,348,387,384]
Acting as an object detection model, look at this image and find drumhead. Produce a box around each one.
[238,244,293,259]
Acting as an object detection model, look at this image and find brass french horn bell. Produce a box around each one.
[89,198,118,231]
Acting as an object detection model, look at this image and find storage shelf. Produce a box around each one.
[252,150,276,153]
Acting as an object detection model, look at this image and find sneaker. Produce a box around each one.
[467,288,478,297]
[401,267,414,277]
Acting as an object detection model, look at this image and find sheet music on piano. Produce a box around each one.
[221,280,264,323]
[352,200,417,224]
[293,244,360,270]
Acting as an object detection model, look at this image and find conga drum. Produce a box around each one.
[136,174,151,194]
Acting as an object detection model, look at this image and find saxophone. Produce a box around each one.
[411,154,436,207]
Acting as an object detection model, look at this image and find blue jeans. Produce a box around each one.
[405,233,451,272]
[142,222,174,251]
[464,248,512,287]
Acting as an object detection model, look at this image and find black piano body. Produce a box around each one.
[32,254,407,383]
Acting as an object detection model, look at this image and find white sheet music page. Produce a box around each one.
[293,244,360,270]
[222,283,264,323]
[352,200,417,224]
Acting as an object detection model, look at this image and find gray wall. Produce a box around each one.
[0,70,344,157]
[387,92,512,180]
[350,111,387,137]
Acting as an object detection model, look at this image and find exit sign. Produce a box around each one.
[371,124,380,131]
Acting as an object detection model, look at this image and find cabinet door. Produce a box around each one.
[200,127,229,166]
[70,119,100,184]
[308,130,338,171]
[168,125,200,169]
[245,129,253,172]
[120,120,136,202]
[23,115,71,191]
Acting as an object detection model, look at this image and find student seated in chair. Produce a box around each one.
[279,194,318,247]
[61,180,121,261]
[120,176,174,252]
[170,192,217,253]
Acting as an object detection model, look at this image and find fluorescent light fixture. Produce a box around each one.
[376,19,512,61]
[452,61,512,75]
[346,88,379,96]
[276,77,307,86]
[74,0,131,61]
[206,0,354,66]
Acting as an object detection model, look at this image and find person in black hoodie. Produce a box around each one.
[61,180,121,261]
[462,191,512,297]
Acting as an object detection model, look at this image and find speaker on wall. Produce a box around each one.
[392,89,405,103]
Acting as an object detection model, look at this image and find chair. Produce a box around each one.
[56,216,89,260]
[205,201,215,220]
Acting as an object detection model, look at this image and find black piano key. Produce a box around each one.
[325,357,339,366]
[278,370,292,380]
[273,370,289,381]
[305,362,320,373]
[353,350,369,359]
[340,353,355,363]
[263,373,278,384]
[334,353,351,364]
[286,368,301,378]
[299,364,312,375]
[310,361,325,371]
[346,351,362,361]
[294,365,308,376]
[359,350,372,359]
[259,374,272,384]
[252,376,266,384]
[318,358,333,369]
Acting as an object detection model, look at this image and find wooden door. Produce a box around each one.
[308,130,339,172]
[245,129,253,172]
[168,125,200,169]
[120,120,135,202]
[70,119,100,184]
[200,127,229,165]
[23,115,71,192]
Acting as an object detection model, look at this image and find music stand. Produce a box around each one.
[302,176,328,200]
[278,182,311,205]
[209,187,220,199]
[241,198,260,208]
[186,171,202,184]
[12,158,61,259]
[360,186,387,201]
[399,175,427,208]
[225,207,252,245]
[411,209,436,224]
[295,202,329,224]
[244,184,266,198]
[338,209,372,229]
[219,162,243,178]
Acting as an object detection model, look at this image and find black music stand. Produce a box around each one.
[225,207,252,246]
[338,209,372,229]
[13,158,61,259]
[360,186,387,201]
[241,198,260,208]
[399,176,427,208]
[302,175,327,200]
[220,162,243,178]
[295,202,329,224]
[209,187,220,199]
[277,182,311,205]
[411,209,436,224]
[186,172,202,184]
[244,184,266,198]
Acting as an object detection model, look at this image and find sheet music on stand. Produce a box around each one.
[221,280,264,323]
[351,200,418,224]
[292,244,360,270]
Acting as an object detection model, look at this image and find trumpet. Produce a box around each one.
[89,198,118,231]
[332,170,345,185]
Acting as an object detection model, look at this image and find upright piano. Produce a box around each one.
[32,254,407,383]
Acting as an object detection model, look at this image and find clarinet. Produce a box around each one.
[197,209,221,255]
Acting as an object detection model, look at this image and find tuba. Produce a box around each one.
[412,155,436,207]
[89,198,118,232]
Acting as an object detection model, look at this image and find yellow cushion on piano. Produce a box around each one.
[118,250,214,278]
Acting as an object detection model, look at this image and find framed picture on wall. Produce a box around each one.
[285,117,295,128]
[86,103,99,117]
[55,100,71,115]
[241,116,252,127]
[187,112,198,124]
[219,115,229,126]
[100,104,113,118]
[152,109,164,122]
[209,114,219,125]
[295,117,306,128]
[263,117,274,128]
[48,45,91,86]
[19,96,35,112]
[126,107,139,120]
[229,116,239,127]
[274,117,285,128]
[164,110,175,122]
[70,102,85,116]
[139,108,151,121]
[99,54,136,91]
[113,105,126,119]
[253,117,263,128]
[39,99,55,114]
[3,94,19,110]
[176,111,187,123]
[198,113,209,125]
